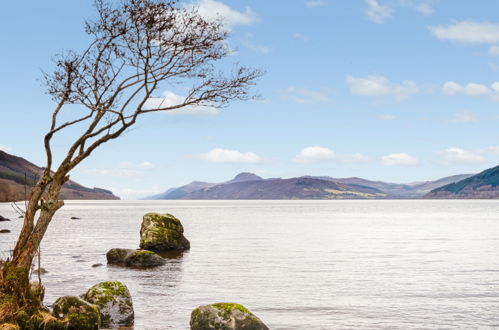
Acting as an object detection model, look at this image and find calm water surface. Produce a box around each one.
[2,200,499,329]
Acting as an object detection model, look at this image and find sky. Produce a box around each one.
[2,0,499,199]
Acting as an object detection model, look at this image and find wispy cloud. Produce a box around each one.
[415,2,434,16]
[447,112,478,123]
[378,114,397,120]
[191,148,262,164]
[82,161,156,178]
[240,40,270,53]
[381,153,419,166]
[365,0,392,24]
[293,33,309,42]
[429,21,499,44]
[294,146,370,164]
[489,45,499,56]
[346,75,419,100]
[144,91,220,116]
[0,144,12,152]
[305,1,328,7]
[281,86,334,104]
[436,147,485,165]
[192,0,259,30]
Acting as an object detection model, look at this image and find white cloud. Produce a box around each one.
[365,0,392,24]
[490,46,499,56]
[305,1,327,7]
[447,112,478,123]
[294,146,370,164]
[381,153,419,166]
[378,114,397,120]
[240,40,270,53]
[144,90,220,116]
[436,147,485,165]
[194,0,259,30]
[346,75,419,100]
[0,144,12,152]
[281,86,334,104]
[441,81,499,100]
[192,148,261,164]
[429,21,499,44]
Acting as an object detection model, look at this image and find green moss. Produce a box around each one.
[212,303,251,319]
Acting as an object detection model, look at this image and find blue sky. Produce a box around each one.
[2,0,499,198]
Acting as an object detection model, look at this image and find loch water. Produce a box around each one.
[1,200,499,329]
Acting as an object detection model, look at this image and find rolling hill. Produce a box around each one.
[0,150,119,202]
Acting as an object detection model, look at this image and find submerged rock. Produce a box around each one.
[83,281,134,328]
[52,296,100,330]
[91,263,103,268]
[190,303,269,330]
[0,229,10,233]
[139,213,190,252]
[0,215,10,221]
[33,267,48,275]
[106,248,166,268]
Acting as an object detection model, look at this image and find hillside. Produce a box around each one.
[0,150,119,202]
[425,165,499,199]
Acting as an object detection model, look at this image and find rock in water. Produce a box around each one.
[106,248,166,267]
[139,213,190,252]
[0,229,10,233]
[83,281,134,328]
[190,303,269,330]
[52,296,101,330]
[0,215,10,221]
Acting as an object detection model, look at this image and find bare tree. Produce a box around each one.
[0,0,261,325]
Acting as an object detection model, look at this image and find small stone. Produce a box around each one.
[70,216,81,220]
[0,229,10,233]
[106,248,166,268]
[139,213,190,252]
[83,281,134,328]
[91,263,103,268]
[52,296,100,330]
[190,303,269,330]
[33,267,48,275]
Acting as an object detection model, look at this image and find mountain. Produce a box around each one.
[147,172,476,200]
[146,173,389,200]
[0,150,119,202]
[424,166,499,199]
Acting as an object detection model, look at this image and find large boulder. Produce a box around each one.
[106,248,166,267]
[83,281,134,328]
[52,296,100,330]
[139,213,190,252]
[190,303,269,330]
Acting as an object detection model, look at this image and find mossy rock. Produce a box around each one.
[106,248,166,268]
[29,282,45,302]
[52,296,100,330]
[139,213,190,252]
[190,303,269,330]
[83,281,134,328]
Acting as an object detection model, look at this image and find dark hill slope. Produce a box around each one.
[425,165,499,199]
[0,150,119,202]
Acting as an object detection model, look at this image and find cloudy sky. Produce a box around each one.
[2,0,499,198]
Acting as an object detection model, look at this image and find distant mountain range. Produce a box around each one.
[424,165,499,199]
[145,171,477,200]
[0,150,119,202]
